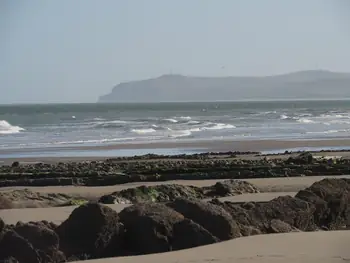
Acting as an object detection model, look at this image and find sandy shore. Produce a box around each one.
[70,230,349,263]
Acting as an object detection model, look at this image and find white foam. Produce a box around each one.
[163,118,178,123]
[0,120,25,135]
[169,130,192,138]
[202,123,236,130]
[280,114,289,120]
[131,128,156,134]
[93,120,129,128]
[188,120,200,125]
[297,118,315,124]
[179,116,191,120]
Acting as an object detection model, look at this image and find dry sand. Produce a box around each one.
[70,230,349,263]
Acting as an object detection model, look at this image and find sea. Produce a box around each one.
[1,100,350,157]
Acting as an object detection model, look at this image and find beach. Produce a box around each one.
[1,100,350,262]
[0,148,350,262]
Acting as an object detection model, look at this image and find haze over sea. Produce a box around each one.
[1,100,350,155]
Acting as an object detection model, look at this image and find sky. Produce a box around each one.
[1,0,350,104]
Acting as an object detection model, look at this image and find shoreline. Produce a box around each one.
[2,138,350,160]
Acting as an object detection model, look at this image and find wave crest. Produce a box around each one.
[0,120,25,135]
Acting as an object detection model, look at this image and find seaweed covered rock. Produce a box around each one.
[167,198,240,240]
[56,202,124,259]
[118,203,184,255]
[100,184,205,204]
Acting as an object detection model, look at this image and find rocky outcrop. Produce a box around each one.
[295,178,350,230]
[0,189,80,209]
[56,202,124,259]
[99,180,259,204]
[172,219,219,250]
[118,203,184,255]
[210,195,316,234]
[1,152,350,187]
[0,178,349,262]
[207,179,259,197]
[167,198,241,240]
[100,184,205,204]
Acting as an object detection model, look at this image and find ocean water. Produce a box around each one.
[1,100,350,151]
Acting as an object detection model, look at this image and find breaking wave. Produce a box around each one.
[131,128,156,134]
[0,120,25,135]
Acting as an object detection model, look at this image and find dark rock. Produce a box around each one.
[0,257,19,263]
[0,217,4,233]
[210,180,259,197]
[104,184,205,203]
[118,203,184,255]
[0,230,40,263]
[167,198,240,240]
[172,219,219,250]
[239,225,262,236]
[211,196,315,233]
[56,202,124,259]
[11,162,19,168]
[287,152,314,165]
[248,196,316,231]
[14,222,59,251]
[267,219,294,233]
[296,178,350,229]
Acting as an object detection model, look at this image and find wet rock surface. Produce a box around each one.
[0,152,349,187]
[0,178,349,262]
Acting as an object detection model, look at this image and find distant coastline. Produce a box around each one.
[99,70,350,103]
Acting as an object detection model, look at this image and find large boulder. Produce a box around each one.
[167,198,240,240]
[210,195,316,233]
[12,222,65,263]
[172,219,219,250]
[286,152,314,165]
[100,184,204,204]
[118,203,184,255]
[209,180,259,197]
[0,217,4,233]
[56,202,124,259]
[14,222,59,251]
[0,230,40,263]
[249,196,316,231]
[296,178,350,229]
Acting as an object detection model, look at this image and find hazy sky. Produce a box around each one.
[1,0,350,104]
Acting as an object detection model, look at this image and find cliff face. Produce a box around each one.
[98,70,350,103]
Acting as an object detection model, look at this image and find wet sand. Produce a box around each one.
[1,138,350,162]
